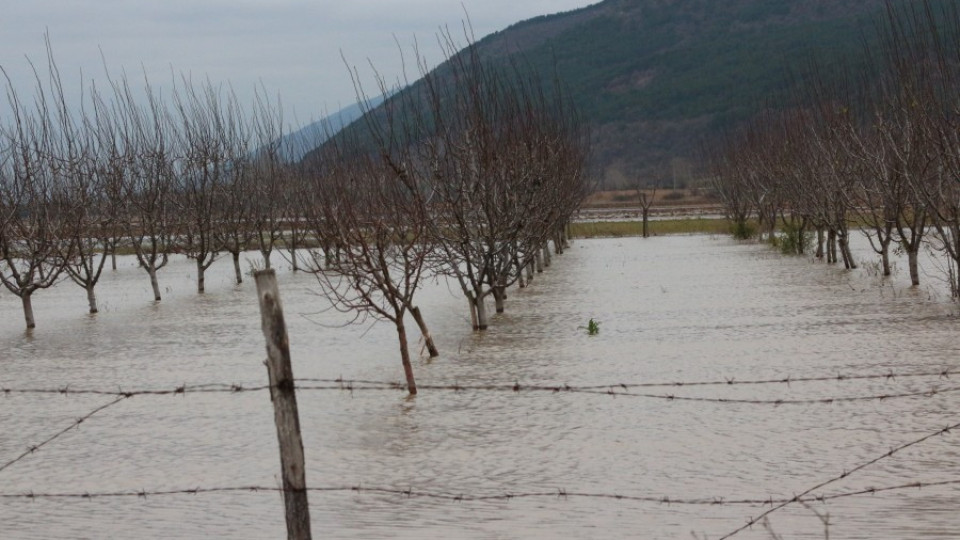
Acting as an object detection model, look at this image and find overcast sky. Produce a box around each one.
[0,1,598,126]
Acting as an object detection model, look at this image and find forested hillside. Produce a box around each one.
[321,0,899,187]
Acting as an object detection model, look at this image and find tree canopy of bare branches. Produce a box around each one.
[706,0,960,298]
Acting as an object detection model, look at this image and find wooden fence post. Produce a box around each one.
[255,269,312,540]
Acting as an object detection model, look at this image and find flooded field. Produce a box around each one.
[1,235,959,539]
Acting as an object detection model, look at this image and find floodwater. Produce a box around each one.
[1,235,959,539]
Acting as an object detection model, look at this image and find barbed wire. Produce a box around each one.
[2,477,958,506]
[301,366,960,389]
[6,366,958,400]
[2,383,285,397]
[564,385,960,405]
[719,420,960,539]
[0,395,130,476]
[4,382,960,407]
[3,375,959,535]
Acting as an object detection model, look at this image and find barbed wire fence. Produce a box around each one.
[0,395,129,476]
[5,376,960,404]
[8,362,960,395]
[3,371,959,536]
[2,272,959,538]
[2,477,959,506]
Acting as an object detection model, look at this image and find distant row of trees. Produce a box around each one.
[0,34,589,394]
[0,56,298,328]
[708,1,960,296]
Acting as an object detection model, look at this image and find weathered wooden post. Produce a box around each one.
[255,269,312,540]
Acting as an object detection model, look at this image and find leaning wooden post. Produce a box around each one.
[255,269,312,540]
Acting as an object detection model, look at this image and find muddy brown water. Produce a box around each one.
[1,235,959,539]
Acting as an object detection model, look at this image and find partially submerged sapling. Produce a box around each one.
[581,318,600,336]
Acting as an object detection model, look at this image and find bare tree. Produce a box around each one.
[248,92,289,269]
[0,68,73,328]
[635,180,657,238]
[706,130,756,240]
[213,98,255,286]
[281,161,310,273]
[414,29,588,328]
[53,85,114,314]
[170,79,230,294]
[879,0,956,292]
[300,136,435,394]
[112,76,177,302]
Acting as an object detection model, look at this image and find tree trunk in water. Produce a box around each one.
[796,222,807,255]
[526,259,534,282]
[261,249,273,269]
[396,322,417,395]
[845,238,857,269]
[197,259,206,294]
[881,243,891,277]
[535,250,544,273]
[493,287,505,313]
[642,209,650,238]
[475,295,489,330]
[953,260,960,298]
[554,234,563,255]
[518,263,526,288]
[816,228,825,260]
[322,239,333,270]
[290,235,299,272]
[467,294,479,330]
[880,223,893,275]
[233,251,243,285]
[827,230,837,264]
[410,306,438,358]
[86,284,99,314]
[542,243,551,268]
[22,292,36,329]
[111,247,118,271]
[561,225,570,248]
[908,247,920,286]
[149,267,162,301]
[838,235,856,269]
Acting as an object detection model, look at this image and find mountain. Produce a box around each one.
[278,95,385,162]
[315,0,900,188]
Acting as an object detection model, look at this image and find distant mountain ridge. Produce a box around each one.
[316,0,899,187]
[279,96,385,162]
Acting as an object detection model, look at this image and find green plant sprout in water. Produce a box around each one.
[579,318,600,336]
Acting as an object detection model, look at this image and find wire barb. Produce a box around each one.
[718,419,960,539]
[0,395,130,476]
